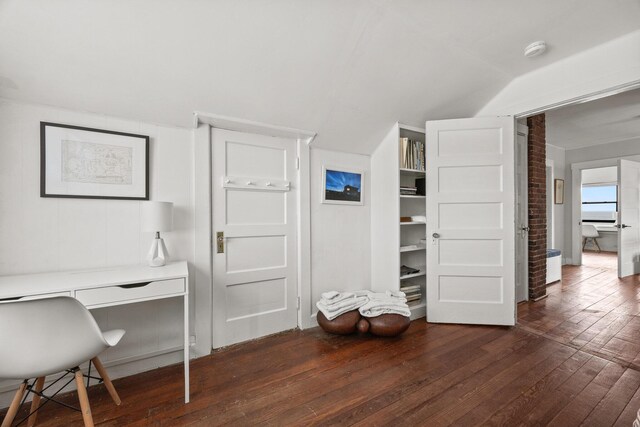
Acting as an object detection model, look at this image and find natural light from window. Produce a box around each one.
[582,185,617,223]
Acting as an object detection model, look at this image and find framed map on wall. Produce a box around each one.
[40,122,149,200]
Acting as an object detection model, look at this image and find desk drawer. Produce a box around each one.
[76,278,185,307]
[0,291,72,303]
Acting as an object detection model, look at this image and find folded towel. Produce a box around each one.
[358,291,411,318]
[321,291,355,304]
[368,293,407,304]
[359,300,411,318]
[316,296,368,320]
[386,290,406,299]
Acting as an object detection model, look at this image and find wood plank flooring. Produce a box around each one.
[3,253,640,426]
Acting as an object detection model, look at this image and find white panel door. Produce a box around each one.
[426,117,515,325]
[618,159,640,278]
[212,128,298,348]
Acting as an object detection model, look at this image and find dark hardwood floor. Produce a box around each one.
[4,253,640,426]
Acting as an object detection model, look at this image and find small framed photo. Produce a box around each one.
[41,122,149,200]
[321,166,364,205]
[554,178,564,204]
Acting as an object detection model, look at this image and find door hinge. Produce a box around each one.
[296,157,300,170]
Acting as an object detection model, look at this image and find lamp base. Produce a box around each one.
[147,237,169,267]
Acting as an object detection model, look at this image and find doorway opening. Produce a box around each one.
[579,166,618,271]
[516,85,640,311]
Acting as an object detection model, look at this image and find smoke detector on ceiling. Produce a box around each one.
[524,41,547,58]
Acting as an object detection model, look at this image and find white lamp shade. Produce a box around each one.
[141,201,173,232]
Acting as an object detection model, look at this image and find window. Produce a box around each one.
[581,185,617,223]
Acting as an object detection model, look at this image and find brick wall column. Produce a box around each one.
[527,114,547,300]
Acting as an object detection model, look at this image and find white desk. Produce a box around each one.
[0,261,190,403]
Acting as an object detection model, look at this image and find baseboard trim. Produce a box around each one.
[531,294,549,302]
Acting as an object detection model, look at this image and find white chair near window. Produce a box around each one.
[582,224,602,252]
[0,297,125,427]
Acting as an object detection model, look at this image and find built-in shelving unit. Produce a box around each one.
[371,122,427,320]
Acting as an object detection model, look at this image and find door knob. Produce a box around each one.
[432,233,440,238]
[521,226,530,232]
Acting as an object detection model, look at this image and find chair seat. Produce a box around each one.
[103,329,126,347]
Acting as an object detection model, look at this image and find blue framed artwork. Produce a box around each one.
[321,166,364,205]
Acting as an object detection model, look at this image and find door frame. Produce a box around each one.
[193,112,317,353]
[515,124,529,303]
[511,80,640,295]
[570,158,626,268]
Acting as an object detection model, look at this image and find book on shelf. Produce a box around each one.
[406,294,422,302]
[400,284,421,293]
[400,186,418,195]
[400,265,420,276]
[399,137,426,171]
[408,298,422,306]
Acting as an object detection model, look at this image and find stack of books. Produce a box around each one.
[400,185,417,196]
[399,137,425,171]
[400,283,422,306]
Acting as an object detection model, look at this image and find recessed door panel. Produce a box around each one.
[438,128,502,156]
[226,278,287,321]
[438,203,503,230]
[439,240,503,266]
[439,276,503,303]
[226,190,285,225]
[438,165,503,193]
[226,235,286,273]
[226,141,285,179]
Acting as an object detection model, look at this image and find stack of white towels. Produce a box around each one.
[316,290,411,320]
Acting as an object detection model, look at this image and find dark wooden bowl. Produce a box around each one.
[366,314,411,337]
[317,310,361,335]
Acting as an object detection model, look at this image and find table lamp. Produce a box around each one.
[141,201,173,267]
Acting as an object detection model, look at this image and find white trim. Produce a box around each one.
[399,123,426,134]
[193,111,316,141]
[193,125,213,356]
[297,139,314,329]
[514,80,640,119]
[546,159,555,250]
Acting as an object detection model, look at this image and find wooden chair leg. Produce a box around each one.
[74,370,94,427]
[594,238,601,253]
[1,380,27,427]
[27,377,45,427]
[91,357,121,405]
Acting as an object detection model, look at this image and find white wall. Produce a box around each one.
[546,144,565,258]
[0,99,195,404]
[309,148,370,319]
[563,139,640,261]
[477,30,640,117]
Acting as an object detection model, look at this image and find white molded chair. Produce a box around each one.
[582,224,602,253]
[0,297,125,427]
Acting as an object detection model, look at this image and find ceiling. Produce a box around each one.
[546,88,640,150]
[1,0,639,154]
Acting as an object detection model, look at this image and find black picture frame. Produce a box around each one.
[40,122,150,200]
